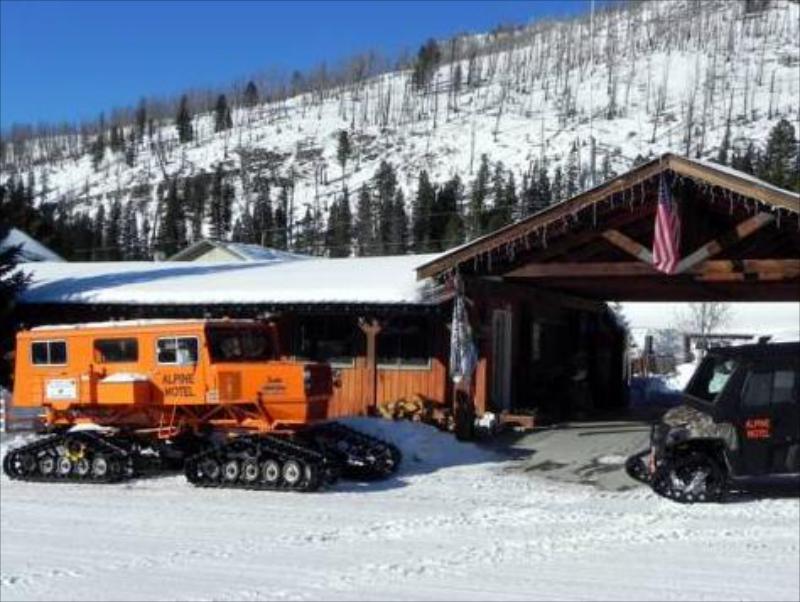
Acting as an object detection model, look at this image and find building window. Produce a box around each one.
[94,338,138,363]
[293,317,361,367]
[378,317,431,369]
[157,337,198,365]
[31,340,67,366]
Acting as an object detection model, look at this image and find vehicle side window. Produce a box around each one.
[94,338,138,363]
[741,368,799,408]
[773,370,797,405]
[741,371,773,408]
[31,341,67,366]
[157,337,198,365]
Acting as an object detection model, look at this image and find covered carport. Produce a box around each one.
[416,153,799,420]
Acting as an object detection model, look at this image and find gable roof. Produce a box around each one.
[0,228,65,262]
[167,239,309,262]
[416,153,799,280]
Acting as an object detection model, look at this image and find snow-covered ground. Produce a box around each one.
[2,419,798,601]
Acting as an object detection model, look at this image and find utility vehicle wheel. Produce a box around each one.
[91,456,109,479]
[242,460,260,484]
[624,450,652,485]
[57,457,73,476]
[75,457,91,477]
[261,459,281,485]
[651,452,726,504]
[282,460,303,488]
[200,458,221,481]
[222,460,240,483]
[39,456,56,476]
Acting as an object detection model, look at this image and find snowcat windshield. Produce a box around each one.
[208,328,275,362]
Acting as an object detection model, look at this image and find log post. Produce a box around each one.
[358,318,382,412]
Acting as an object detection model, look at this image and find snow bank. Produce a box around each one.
[339,417,499,472]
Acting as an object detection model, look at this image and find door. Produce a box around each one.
[734,360,800,476]
[491,309,513,412]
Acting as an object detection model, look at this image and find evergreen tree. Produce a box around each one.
[188,173,208,241]
[337,130,351,184]
[468,154,490,238]
[106,198,123,261]
[253,179,274,247]
[435,175,465,250]
[731,143,757,175]
[412,38,442,90]
[373,161,397,253]
[600,154,616,183]
[243,81,259,108]
[121,200,139,259]
[273,185,289,250]
[296,207,316,254]
[158,180,186,256]
[209,166,233,239]
[552,166,564,202]
[759,119,799,191]
[389,189,408,255]
[355,184,375,256]
[412,170,435,252]
[214,94,233,133]
[566,143,580,198]
[91,132,106,171]
[92,203,106,260]
[0,222,30,387]
[135,98,147,141]
[176,94,194,143]
[537,163,552,208]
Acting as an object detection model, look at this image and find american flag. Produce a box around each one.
[652,174,681,274]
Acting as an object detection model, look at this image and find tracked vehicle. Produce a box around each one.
[2,319,400,491]
[626,341,799,503]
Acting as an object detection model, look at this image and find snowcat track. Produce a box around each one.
[308,422,402,481]
[2,432,135,484]
[183,434,338,493]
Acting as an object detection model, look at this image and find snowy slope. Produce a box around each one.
[2,0,797,252]
[2,421,799,601]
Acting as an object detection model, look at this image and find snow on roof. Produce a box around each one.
[19,254,442,307]
[691,157,800,207]
[1,228,65,262]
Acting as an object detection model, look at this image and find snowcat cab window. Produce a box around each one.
[157,337,198,365]
[31,340,67,366]
[208,329,274,362]
[94,338,138,363]
[686,356,738,403]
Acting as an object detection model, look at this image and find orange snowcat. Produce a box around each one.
[2,319,400,492]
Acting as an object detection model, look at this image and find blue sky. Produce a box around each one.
[1,1,594,128]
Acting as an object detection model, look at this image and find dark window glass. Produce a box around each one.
[686,356,738,403]
[31,341,67,365]
[31,342,49,365]
[157,337,198,365]
[94,338,138,363]
[208,329,274,362]
[773,370,797,405]
[741,371,773,408]
[378,318,431,368]
[292,317,361,366]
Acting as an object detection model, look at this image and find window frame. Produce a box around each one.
[291,317,361,369]
[30,340,68,367]
[376,318,433,371]
[93,337,139,364]
[155,336,200,366]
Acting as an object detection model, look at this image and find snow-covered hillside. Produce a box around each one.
[2,0,798,255]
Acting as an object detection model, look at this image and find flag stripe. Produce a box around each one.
[652,174,680,274]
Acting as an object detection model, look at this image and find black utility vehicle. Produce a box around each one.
[626,341,799,503]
